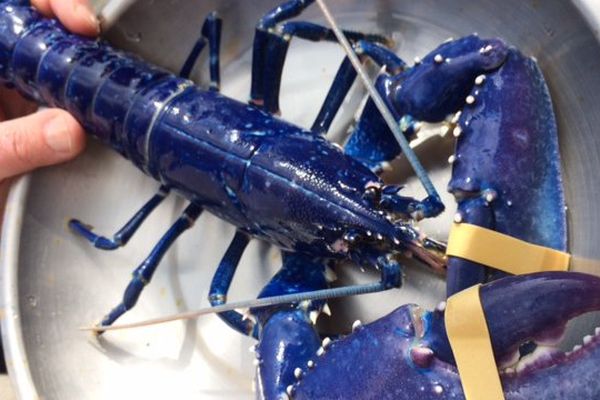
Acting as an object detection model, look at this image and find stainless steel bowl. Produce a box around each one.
[2,0,600,398]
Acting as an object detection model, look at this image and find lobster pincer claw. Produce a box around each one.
[411,194,445,220]
[369,185,445,221]
[446,46,567,295]
[345,35,510,172]
[378,256,402,289]
[292,272,600,399]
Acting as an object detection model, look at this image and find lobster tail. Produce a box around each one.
[0,3,188,173]
[0,2,39,83]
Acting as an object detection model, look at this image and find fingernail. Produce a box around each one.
[75,0,100,33]
[44,116,73,153]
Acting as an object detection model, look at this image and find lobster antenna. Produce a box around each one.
[314,0,439,201]
[80,281,388,332]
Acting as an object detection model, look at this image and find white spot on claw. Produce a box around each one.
[451,111,462,124]
[454,213,463,223]
[294,367,303,379]
[448,155,456,164]
[322,337,332,348]
[453,126,462,138]
[352,320,363,331]
[483,189,497,203]
[480,44,493,54]
[433,385,444,395]
[434,54,444,64]
[475,74,486,85]
[436,301,447,312]
[466,95,476,105]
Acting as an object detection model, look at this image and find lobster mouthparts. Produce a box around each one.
[292,272,600,399]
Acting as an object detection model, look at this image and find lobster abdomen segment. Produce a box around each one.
[0,7,171,161]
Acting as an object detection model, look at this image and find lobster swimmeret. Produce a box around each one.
[0,0,580,399]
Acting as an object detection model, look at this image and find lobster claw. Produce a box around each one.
[362,183,444,221]
[425,273,600,367]
[292,272,600,399]
[447,46,567,295]
[344,35,509,172]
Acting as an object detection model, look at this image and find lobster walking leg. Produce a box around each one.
[312,41,406,135]
[257,21,389,114]
[208,231,257,338]
[178,11,222,88]
[99,203,203,328]
[249,0,388,114]
[69,185,170,250]
[250,0,315,108]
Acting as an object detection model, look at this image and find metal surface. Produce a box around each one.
[1,0,600,398]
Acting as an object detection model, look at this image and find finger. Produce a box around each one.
[0,109,86,180]
[49,0,100,37]
[30,0,53,17]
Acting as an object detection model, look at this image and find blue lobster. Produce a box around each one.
[0,0,575,399]
[0,0,448,333]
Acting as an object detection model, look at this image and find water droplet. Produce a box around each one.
[27,295,38,308]
[124,31,142,43]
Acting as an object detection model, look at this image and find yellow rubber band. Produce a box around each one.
[445,285,505,400]
[447,223,570,275]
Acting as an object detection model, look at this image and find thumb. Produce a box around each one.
[0,109,86,181]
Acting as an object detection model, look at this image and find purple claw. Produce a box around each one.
[447,47,566,295]
[294,273,600,400]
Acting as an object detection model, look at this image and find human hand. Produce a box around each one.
[0,0,100,221]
